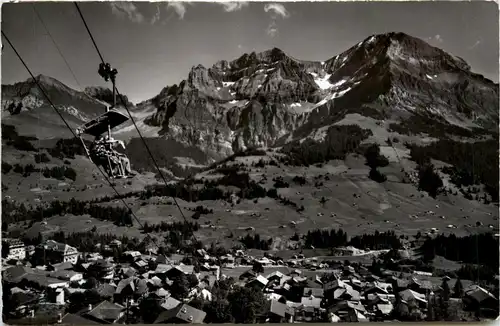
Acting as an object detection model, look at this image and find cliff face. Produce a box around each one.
[139,32,498,160]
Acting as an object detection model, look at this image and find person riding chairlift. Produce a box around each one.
[93,135,133,178]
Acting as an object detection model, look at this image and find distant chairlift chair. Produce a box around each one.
[76,109,134,179]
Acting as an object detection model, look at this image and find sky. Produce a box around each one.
[2,1,498,104]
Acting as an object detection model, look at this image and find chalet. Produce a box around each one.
[398,289,427,309]
[96,283,117,299]
[60,313,99,325]
[154,304,206,324]
[49,270,83,282]
[34,240,78,265]
[84,301,126,324]
[164,265,194,279]
[261,299,294,323]
[463,285,499,318]
[23,273,69,289]
[303,287,325,298]
[329,300,367,322]
[89,259,114,280]
[115,277,148,303]
[266,271,285,283]
[160,296,181,311]
[246,275,269,290]
[301,295,322,309]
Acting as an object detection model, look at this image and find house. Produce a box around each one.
[301,295,322,309]
[89,259,114,280]
[123,251,142,259]
[60,313,99,325]
[160,296,181,311]
[23,273,69,289]
[84,301,126,324]
[34,240,79,265]
[154,304,206,324]
[97,283,117,299]
[49,270,83,282]
[2,266,33,284]
[49,288,65,304]
[152,288,170,298]
[398,289,427,308]
[246,275,269,290]
[132,258,148,272]
[239,269,257,280]
[115,277,148,302]
[303,287,325,298]
[164,265,194,279]
[266,271,285,283]
[2,238,26,261]
[262,299,294,323]
[329,300,367,321]
[463,285,499,318]
[109,239,122,248]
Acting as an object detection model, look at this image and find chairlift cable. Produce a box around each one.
[1,30,161,253]
[73,2,201,249]
[33,7,44,222]
[31,4,83,91]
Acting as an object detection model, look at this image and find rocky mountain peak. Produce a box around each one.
[84,86,134,108]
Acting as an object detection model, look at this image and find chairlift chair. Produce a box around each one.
[76,109,133,179]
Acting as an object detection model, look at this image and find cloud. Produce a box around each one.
[263,3,289,38]
[434,34,443,43]
[266,20,279,38]
[219,2,249,12]
[264,3,290,19]
[238,44,243,49]
[267,27,279,38]
[109,2,145,23]
[167,2,188,20]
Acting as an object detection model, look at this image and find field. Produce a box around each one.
[5,142,498,254]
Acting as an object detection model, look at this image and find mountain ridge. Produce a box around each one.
[2,32,498,157]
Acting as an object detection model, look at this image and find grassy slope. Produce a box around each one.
[5,143,498,251]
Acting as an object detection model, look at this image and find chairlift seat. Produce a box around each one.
[77,109,129,138]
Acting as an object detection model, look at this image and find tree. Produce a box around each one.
[189,297,205,310]
[369,168,387,183]
[2,242,10,258]
[418,164,444,198]
[204,299,232,323]
[139,296,162,323]
[252,261,264,274]
[364,144,390,169]
[439,279,451,320]
[84,277,98,289]
[2,221,8,232]
[453,278,464,298]
[227,287,266,324]
[169,274,190,299]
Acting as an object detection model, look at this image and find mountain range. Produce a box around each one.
[2,32,498,166]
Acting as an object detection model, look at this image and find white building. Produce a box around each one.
[2,238,26,261]
[35,240,79,265]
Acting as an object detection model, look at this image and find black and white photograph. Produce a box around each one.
[1,0,499,324]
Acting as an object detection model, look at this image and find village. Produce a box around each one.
[2,233,498,324]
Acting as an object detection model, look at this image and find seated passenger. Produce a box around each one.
[104,135,134,177]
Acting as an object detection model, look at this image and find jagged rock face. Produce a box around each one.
[139,33,498,158]
[84,86,134,108]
